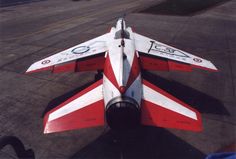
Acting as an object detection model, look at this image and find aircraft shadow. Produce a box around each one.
[140,0,231,16]
[41,75,102,117]
[70,127,205,159]
[142,71,228,115]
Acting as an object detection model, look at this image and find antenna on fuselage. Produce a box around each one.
[121,18,125,47]
[121,19,125,39]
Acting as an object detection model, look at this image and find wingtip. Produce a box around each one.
[206,65,218,72]
[43,129,49,134]
[208,61,219,72]
[25,63,37,74]
[25,66,53,74]
[209,66,219,72]
[43,127,52,134]
[43,113,51,134]
[192,64,219,72]
[25,68,33,74]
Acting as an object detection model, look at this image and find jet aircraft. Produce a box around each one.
[26,18,218,133]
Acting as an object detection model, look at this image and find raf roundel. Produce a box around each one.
[72,46,90,54]
[41,60,51,65]
[193,58,202,63]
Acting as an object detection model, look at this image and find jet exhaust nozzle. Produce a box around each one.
[106,96,140,130]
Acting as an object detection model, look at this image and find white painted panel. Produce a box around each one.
[142,85,197,120]
[48,85,103,121]
[103,75,120,106]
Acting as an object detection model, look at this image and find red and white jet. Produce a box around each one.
[26,18,218,134]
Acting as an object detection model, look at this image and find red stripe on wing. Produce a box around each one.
[141,79,202,132]
[25,66,53,74]
[53,61,76,73]
[139,55,169,71]
[43,79,104,133]
[168,60,192,72]
[139,53,218,72]
[191,64,218,72]
[141,100,202,132]
[76,56,105,72]
[44,100,104,133]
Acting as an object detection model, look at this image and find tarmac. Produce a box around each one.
[0,0,235,158]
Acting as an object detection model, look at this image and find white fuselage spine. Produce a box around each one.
[103,20,142,108]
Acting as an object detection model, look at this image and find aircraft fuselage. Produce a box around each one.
[103,21,142,129]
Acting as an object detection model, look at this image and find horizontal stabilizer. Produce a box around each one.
[141,79,202,132]
[44,79,104,133]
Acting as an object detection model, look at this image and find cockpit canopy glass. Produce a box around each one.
[114,30,130,39]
